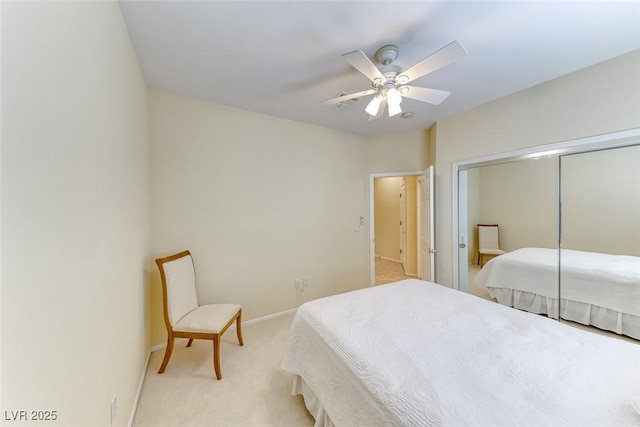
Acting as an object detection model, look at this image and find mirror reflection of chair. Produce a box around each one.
[477,224,506,267]
[155,250,243,380]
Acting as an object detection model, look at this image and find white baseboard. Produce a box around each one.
[376,255,402,263]
[234,307,298,328]
[128,351,150,427]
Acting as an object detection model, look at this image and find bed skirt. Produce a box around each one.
[291,375,335,427]
[490,287,640,340]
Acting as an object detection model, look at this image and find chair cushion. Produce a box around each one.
[174,304,241,334]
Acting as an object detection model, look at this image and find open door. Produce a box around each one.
[417,166,435,282]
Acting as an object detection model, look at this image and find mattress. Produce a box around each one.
[281,279,640,427]
[474,247,640,338]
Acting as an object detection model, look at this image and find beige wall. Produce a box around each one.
[435,49,640,287]
[2,2,149,426]
[374,177,403,261]
[366,130,429,173]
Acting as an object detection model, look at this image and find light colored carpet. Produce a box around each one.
[133,312,313,427]
[375,257,412,285]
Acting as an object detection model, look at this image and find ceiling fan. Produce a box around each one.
[322,41,467,120]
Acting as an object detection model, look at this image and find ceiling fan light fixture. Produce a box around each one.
[365,96,382,116]
[386,87,402,117]
[386,87,402,105]
[387,99,402,117]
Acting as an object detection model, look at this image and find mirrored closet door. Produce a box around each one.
[456,129,640,341]
[559,144,640,340]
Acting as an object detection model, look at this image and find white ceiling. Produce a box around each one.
[118,1,640,137]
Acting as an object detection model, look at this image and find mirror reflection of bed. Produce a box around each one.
[460,143,640,343]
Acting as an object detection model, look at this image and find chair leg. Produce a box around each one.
[236,311,244,346]
[186,338,194,347]
[158,336,174,374]
[213,335,222,380]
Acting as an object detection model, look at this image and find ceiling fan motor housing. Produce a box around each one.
[375,44,399,65]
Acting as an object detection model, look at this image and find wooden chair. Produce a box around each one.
[155,250,243,379]
[477,224,506,267]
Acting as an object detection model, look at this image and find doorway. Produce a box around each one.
[369,168,434,286]
[374,176,413,284]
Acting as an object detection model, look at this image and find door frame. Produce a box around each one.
[369,169,430,286]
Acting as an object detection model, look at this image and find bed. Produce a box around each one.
[281,279,640,427]
[473,247,640,340]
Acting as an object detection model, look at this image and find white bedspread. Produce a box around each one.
[474,248,640,316]
[281,279,640,427]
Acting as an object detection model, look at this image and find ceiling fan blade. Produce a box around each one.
[401,86,451,105]
[342,50,386,83]
[321,89,378,105]
[368,98,387,121]
[398,41,467,84]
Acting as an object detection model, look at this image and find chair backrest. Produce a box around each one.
[478,224,500,250]
[156,251,199,326]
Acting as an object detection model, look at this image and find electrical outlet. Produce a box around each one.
[303,277,309,287]
[294,279,302,290]
[110,394,117,425]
